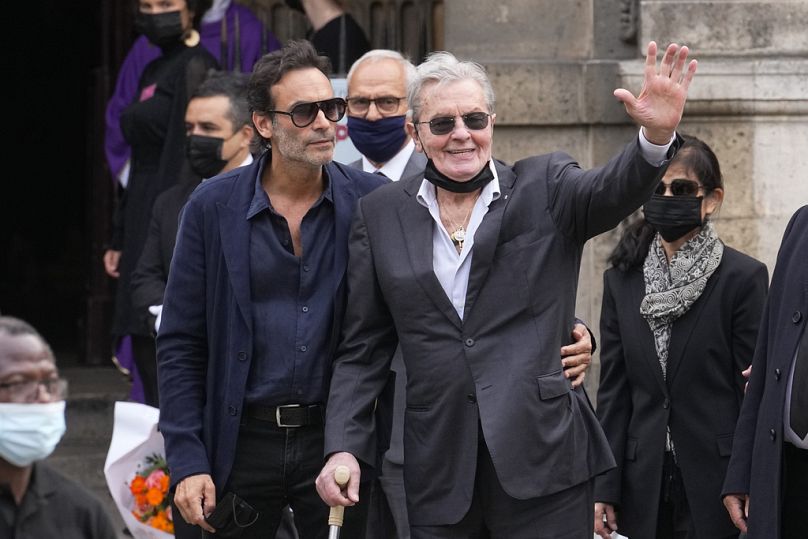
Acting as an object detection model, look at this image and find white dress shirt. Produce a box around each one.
[361,139,415,182]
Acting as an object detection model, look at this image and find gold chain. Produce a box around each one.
[440,194,478,252]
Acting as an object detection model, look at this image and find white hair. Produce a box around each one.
[346,49,418,92]
[408,51,495,122]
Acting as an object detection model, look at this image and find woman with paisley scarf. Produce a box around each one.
[593,135,768,539]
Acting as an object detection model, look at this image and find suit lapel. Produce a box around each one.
[328,163,355,299]
[464,161,516,315]
[218,171,256,332]
[400,176,462,329]
[666,266,721,385]
[401,150,428,181]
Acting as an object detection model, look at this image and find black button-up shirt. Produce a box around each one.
[244,169,336,405]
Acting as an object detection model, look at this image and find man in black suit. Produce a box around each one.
[316,41,697,538]
[723,205,808,539]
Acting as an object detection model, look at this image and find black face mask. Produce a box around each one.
[187,135,229,179]
[135,11,184,48]
[423,159,494,193]
[643,194,704,242]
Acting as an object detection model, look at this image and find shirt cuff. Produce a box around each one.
[638,129,676,167]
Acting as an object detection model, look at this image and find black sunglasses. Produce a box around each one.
[655,178,704,197]
[268,98,347,128]
[414,112,491,136]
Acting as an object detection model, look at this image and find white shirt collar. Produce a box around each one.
[361,139,415,182]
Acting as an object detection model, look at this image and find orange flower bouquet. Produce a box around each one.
[129,453,174,534]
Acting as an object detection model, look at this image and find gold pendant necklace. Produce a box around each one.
[442,195,478,252]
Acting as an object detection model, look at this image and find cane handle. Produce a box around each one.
[328,465,351,527]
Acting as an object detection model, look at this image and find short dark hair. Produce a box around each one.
[247,39,331,114]
[192,70,252,130]
[247,40,332,147]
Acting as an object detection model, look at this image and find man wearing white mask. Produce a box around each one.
[0,316,118,538]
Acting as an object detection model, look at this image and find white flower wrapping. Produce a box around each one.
[104,401,174,538]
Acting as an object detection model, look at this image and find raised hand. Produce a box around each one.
[614,41,698,145]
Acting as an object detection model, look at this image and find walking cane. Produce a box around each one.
[327,465,351,539]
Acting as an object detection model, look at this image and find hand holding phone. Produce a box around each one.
[204,492,259,538]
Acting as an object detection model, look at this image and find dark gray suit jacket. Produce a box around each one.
[325,138,677,525]
[349,146,428,467]
[723,205,808,539]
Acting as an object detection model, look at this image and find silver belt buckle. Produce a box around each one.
[275,404,302,427]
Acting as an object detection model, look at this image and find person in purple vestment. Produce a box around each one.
[105,0,281,186]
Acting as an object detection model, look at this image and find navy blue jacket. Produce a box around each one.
[156,152,387,490]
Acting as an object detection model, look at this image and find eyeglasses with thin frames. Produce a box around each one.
[654,178,704,197]
[414,112,491,136]
[0,377,68,403]
[346,96,406,116]
[268,98,347,128]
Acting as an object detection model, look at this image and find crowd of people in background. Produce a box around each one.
[1,1,804,539]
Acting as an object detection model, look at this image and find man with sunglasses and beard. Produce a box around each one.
[156,40,387,538]
[317,41,698,538]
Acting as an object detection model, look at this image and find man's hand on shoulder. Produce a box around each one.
[561,323,592,388]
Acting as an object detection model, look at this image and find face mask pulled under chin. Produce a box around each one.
[642,193,704,242]
[0,401,66,467]
[135,11,185,48]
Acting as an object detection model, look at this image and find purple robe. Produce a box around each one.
[104,3,281,180]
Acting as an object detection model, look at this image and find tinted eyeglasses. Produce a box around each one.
[346,96,405,115]
[0,377,68,403]
[654,178,704,197]
[268,98,347,128]
[414,112,491,136]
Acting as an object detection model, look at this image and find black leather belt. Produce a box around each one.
[244,403,324,428]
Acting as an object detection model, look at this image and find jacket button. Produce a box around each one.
[237,351,247,361]
[775,368,781,380]
[793,311,803,324]
[466,394,477,404]
[770,428,776,442]
[465,338,475,347]
[228,405,238,416]
[663,398,670,409]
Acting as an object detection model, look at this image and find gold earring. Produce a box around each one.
[184,28,200,47]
